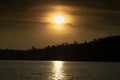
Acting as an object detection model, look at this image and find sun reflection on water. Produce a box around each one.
[53,61,64,80]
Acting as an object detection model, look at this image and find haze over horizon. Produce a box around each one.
[0,0,120,49]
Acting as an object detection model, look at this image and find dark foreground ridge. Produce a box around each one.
[0,35,120,61]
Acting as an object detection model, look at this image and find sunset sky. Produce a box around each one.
[0,0,120,49]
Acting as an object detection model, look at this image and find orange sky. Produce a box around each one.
[0,0,120,49]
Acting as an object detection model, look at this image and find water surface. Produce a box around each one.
[0,61,120,80]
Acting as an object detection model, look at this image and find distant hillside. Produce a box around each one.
[0,35,120,61]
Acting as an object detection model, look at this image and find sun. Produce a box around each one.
[53,15,65,24]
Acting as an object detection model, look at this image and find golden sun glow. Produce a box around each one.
[53,15,65,24]
[51,15,66,31]
[52,25,65,31]
[45,11,72,32]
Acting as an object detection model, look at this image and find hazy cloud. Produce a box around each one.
[0,0,119,49]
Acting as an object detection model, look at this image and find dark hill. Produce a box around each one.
[0,35,120,61]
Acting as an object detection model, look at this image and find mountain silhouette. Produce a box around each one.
[0,35,120,61]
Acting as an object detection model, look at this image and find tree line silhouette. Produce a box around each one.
[0,35,120,61]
